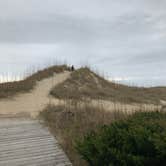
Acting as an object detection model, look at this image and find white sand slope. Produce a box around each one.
[0,71,71,118]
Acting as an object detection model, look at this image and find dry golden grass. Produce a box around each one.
[40,101,128,166]
[0,65,69,99]
[50,67,166,104]
[40,100,162,166]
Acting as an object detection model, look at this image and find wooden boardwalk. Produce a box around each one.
[0,118,72,166]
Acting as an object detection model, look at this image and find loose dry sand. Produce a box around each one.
[0,71,71,118]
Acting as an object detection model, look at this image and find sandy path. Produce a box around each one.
[0,71,71,118]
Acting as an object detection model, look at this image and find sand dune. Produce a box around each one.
[0,70,162,118]
[0,71,71,118]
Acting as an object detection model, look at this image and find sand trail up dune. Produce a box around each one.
[0,70,161,118]
[0,71,71,118]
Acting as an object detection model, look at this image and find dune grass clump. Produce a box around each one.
[76,111,166,166]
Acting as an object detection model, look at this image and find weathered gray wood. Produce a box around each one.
[0,118,72,166]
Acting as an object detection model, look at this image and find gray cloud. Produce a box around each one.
[0,0,166,86]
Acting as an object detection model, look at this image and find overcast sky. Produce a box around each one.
[0,0,166,86]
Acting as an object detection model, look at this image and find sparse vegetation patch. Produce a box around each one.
[50,67,166,104]
[0,65,69,99]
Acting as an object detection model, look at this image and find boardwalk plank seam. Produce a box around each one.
[0,118,72,166]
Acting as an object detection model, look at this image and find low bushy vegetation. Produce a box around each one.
[40,102,127,166]
[0,65,69,99]
[50,67,166,104]
[76,111,166,166]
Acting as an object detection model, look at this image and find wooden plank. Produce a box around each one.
[0,138,59,148]
[0,118,72,166]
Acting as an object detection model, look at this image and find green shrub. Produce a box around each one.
[76,111,166,166]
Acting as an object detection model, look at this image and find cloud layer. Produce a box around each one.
[0,0,166,86]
